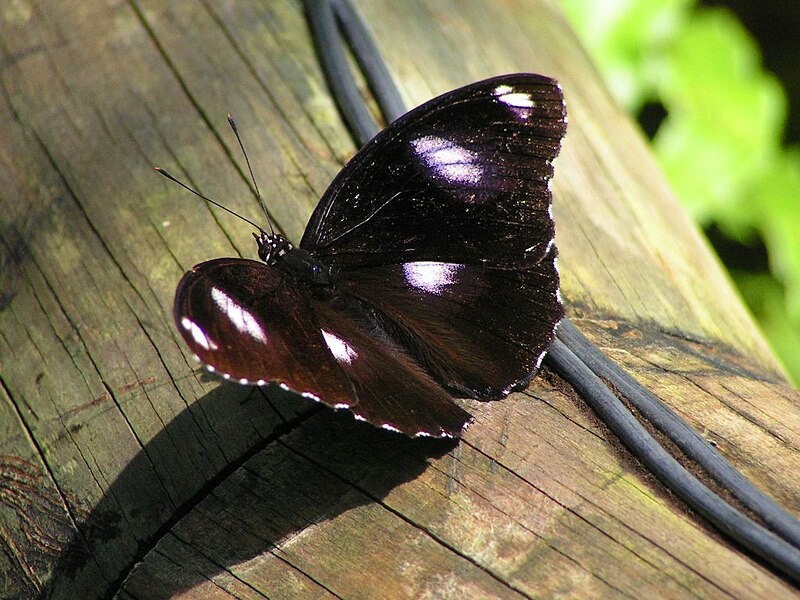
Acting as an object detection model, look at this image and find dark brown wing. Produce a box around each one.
[338,247,561,400]
[174,258,354,406]
[173,258,471,437]
[300,73,565,269]
[300,74,566,398]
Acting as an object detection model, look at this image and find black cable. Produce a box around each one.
[331,0,406,124]
[304,0,378,146]
[557,318,800,550]
[303,0,800,584]
[547,339,800,583]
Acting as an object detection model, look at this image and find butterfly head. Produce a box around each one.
[254,230,294,265]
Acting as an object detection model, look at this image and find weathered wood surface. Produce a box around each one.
[0,0,798,598]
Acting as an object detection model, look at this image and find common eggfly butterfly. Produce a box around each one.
[173,74,567,438]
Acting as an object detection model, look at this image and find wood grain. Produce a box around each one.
[0,0,797,598]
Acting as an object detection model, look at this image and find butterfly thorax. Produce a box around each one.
[255,231,335,288]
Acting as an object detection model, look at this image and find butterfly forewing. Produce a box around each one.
[174,259,355,407]
[174,258,472,437]
[300,74,567,399]
[300,73,566,269]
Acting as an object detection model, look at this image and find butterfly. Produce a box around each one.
[171,73,567,438]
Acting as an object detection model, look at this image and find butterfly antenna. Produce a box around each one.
[227,114,275,236]
[154,167,266,234]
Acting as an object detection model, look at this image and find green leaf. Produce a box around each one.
[734,272,800,386]
[654,9,786,231]
[754,148,800,320]
[558,0,692,110]
[558,0,800,386]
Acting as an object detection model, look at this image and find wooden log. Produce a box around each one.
[0,0,796,598]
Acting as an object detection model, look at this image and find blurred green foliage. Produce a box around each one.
[558,0,800,386]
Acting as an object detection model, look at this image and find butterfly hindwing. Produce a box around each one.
[338,246,561,400]
[312,296,473,436]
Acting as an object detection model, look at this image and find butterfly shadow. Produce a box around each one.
[43,380,457,598]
